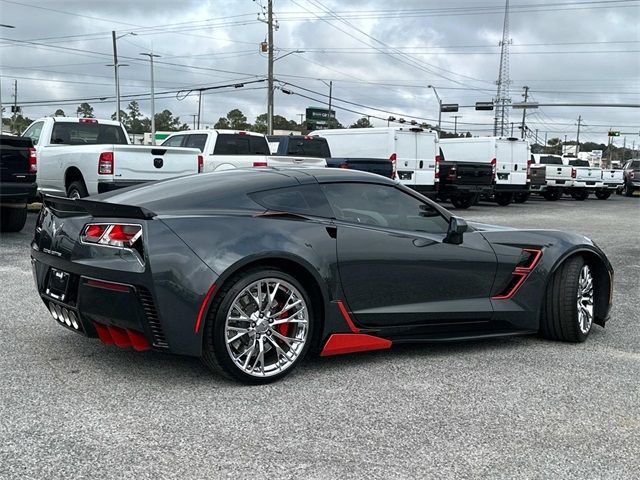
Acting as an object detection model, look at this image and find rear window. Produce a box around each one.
[286,137,330,157]
[213,134,270,155]
[568,160,589,167]
[630,160,640,168]
[51,122,128,145]
[539,156,562,165]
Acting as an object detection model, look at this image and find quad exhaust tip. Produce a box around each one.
[48,302,80,330]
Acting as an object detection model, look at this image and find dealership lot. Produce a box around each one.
[1,196,638,479]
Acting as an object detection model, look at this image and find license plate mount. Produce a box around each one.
[46,268,70,301]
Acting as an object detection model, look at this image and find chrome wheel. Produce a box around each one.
[224,278,309,378]
[69,189,81,199]
[577,265,594,334]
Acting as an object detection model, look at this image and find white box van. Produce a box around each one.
[440,137,531,205]
[310,127,439,196]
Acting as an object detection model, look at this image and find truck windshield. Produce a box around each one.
[213,134,270,155]
[286,138,330,157]
[539,156,562,165]
[51,122,128,145]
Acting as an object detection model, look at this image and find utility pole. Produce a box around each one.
[510,122,514,137]
[328,80,333,128]
[451,115,462,134]
[544,131,547,148]
[11,80,17,134]
[575,115,582,157]
[140,52,160,145]
[428,85,442,131]
[190,114,197,130]
[535,128,538,144]
[112,31,120,123]
[197,89,202,129]
[520,85,529,139]
[267,0,274,135]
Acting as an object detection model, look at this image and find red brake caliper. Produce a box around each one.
[276,308,290,336]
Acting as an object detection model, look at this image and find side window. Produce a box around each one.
[162,135,185,147]
[322,183,449,234]
[184,134,207,152]
[249,184,333,218]
[22,121,44,145]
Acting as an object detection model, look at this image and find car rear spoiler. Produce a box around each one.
[42,195,156,219]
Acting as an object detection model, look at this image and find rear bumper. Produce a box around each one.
[493,184,530,194]
[546,179,572,187]
[97,180,149,194]
[410,184,437,194]
[572,180,604,189]
[0,181,37,204]
[439,184,493,195]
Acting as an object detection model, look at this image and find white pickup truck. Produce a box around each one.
[22,117,201,198]
[598,168,624,199]
[564,158,604,200]
[530,154,573,201]
[161,129,326,171]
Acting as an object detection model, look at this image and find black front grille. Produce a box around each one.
[137,287,169,349]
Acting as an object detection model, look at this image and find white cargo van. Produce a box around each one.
[310,127,439,196]
[439,137,530,205]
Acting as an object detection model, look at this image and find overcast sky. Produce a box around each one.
[0,0,638,144]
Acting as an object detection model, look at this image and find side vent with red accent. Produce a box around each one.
[492,248,543,300]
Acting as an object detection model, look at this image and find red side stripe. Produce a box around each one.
[320,333,392,357]
[336,300,360,333]
[195,283,217,333]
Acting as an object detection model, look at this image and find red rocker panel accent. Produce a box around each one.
[320,333,392,357]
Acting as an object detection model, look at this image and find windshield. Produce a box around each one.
[213,134,270,155]
[50,122,128,145]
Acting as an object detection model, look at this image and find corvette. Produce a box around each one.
[31,168,613,384]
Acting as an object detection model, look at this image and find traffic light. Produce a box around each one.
[608,131,620,137]
[440,104,459,113]
[475,102,494,111]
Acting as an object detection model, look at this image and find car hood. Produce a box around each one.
[468,221,517,232]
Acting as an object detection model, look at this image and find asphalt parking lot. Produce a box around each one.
[1,195,638,479]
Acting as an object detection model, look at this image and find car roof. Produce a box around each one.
[273,167,397,185]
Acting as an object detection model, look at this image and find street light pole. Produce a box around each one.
[140,52,160,145]
[428,85,442,131]
[267,0,274,135]
[111,31,136,123]
[451,115,462,135]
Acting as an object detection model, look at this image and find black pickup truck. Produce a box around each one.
[436,149,494,209]
[1,135,37,232]
[268,135,394,178]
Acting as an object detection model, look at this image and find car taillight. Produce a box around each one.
[389,153,397,179]
[79,118,98,124]
[28,147,37,173]
[98,152,114,175]
[447,166,457,180]
[571,168,577,178]
[82,223,142,250]
[630,171,635,179]
[253,161,268,167]
[339,162,349,169]
[198,155,204,173]
[490,158,497,179]
[435,155,441,180]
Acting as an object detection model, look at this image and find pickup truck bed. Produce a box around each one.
[437,161,494,209]
[0,135,37,232]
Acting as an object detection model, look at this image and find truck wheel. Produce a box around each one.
[595,189,611,200]
[513,192,530,203]
[571,189,589,201]
[542,190,560,201]
[66,180,88,199]
[624,182,634,197]
[450,194,474,209]
[0,205,28,232]
[494,192,513,206]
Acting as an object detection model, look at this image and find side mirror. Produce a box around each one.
[444,216,467,245]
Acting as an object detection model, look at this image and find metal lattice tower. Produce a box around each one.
[493,0,512,137]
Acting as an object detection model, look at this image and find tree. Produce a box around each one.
[54,109,65,117]
[76,102,94,118]
[110,110,130,127]
[547,137,560,146]
[127,101,145,134]
[142,110,188,132]
[349,116,373,128]
[214,117,231,129]
[227,109,249,130]
[9,114,33,134]
[251,113,301,134]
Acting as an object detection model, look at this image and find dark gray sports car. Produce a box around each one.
[31,168,613,383]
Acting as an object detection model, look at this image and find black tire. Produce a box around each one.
[542,189,560,201]
[450,194,475,209]
[595,189,611,200]
[624,182,634,197]
[513,192,530,203]
[571,189,589,201]
[66,180,88,199]
[0,205,28,232]
[202,267,315,384]
[494,192,513,206]
[540,256,593,343]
